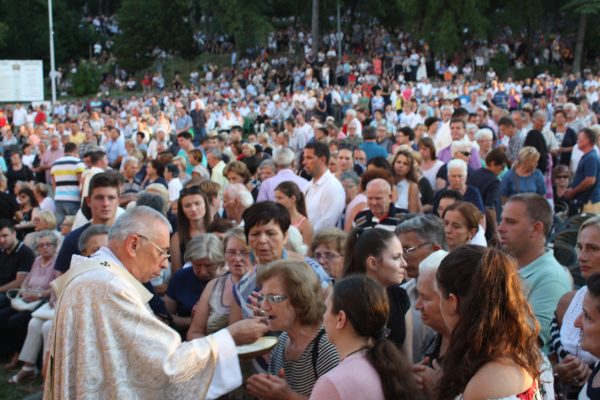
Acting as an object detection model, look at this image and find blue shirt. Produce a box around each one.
[166,266,208,317]
[501,169,546,198]
[105,137,127,165]
[571,150,600,203]
[519,250,571,354]
[359,141,388,161]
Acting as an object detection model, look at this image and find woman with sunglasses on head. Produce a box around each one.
[501,146,546,203]
[310,275,418,400]
[165,234,224,335]
[247,260,339,400]
[187,228,252,339]
[343,228,412,360]
[170,186,212,273]
[434,245,545,400]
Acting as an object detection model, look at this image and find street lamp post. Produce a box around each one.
[48,0,57,104]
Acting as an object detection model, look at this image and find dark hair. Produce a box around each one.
[275,181,307,217]
[90,150,107,165]
[554,109,567,119]
[580,127,598,147]
[424,116,440,128]
[418,137,437,160]
[343,228,396,277]
[177,131,193,141]
[452,107,469,120]
[305,141,331,164]
[177,186,212,248]
[363,126,377,140]
[497,116,515,128]
[485,148,508,167]
[331,275,418,398]
[88,172,121,197]
[359,168,395,192]
[64,142,77,153]
[136,131,146,140]
[438,189,463,203]
[242,201,290,241]
[0,219,15,232]
[398,127,415,141]
[507,193,553,236]
[18,187,38,207]
[284,117,296,127]
[207,217,236,234]
[436,246,541,399]
[588,273,600,312]
[391,150,418,184]
[366,157,393,176]
[149,159,165,177]
[165,163,179,178]
[449,118,466,128]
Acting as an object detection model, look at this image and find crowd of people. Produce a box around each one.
[0,48,600,398]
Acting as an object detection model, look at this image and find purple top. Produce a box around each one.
[256,169,310,202]
[438,144,482,170]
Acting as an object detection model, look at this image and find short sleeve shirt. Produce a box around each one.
[0,242,35,286]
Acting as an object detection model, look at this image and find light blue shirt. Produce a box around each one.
[519,250,572,354]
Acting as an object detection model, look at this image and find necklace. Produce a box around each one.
[344,345,370,359]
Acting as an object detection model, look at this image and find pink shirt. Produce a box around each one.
[310,352,384,400]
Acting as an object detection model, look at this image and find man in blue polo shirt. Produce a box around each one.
[565,128,600,214]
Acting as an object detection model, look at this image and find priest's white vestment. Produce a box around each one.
[44,249,241,399]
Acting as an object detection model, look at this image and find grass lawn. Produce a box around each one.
[0,367,44,400]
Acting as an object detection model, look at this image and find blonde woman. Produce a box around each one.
[501,146,546,202]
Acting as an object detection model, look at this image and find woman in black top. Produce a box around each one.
[343,228,412,358]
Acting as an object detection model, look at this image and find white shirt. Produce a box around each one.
[168,178,183,202]
[305,169,345,234]
[12,107,27,126]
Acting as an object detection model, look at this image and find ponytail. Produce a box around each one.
[366,338,419,400]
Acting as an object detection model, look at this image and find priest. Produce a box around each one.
[44,206,268,399]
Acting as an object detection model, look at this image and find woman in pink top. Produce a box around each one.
[275,181,313,246]
[310,275,418,400]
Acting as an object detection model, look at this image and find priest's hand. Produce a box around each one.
[227,317,268,345]
[247,369,298,400]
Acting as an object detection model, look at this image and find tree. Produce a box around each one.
[563,0,600,73]
[0,22,7,48]
[399,0,490,57]
[114,0,194,70]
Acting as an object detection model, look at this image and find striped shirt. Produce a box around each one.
[51,156,85,202]
[353,203,411,231]
[268,328,339,397]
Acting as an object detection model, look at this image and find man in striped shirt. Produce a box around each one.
[353,179,411,231]
[51,142,85,227]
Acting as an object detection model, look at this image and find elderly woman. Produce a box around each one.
[187,228,252,339]
[310,228,346,281]
[475,128,494,168]
[501,146,546,202]
[434,159,485,215]
[224,160,258,199]
[230,202,331,322]
[23,210,62,254]
[33,183,55,212]
[165,234,224,333]
[550,216,600,397]
[247,260,340,399]
[1,230,59,374]
[9,225,109,384]
[435,140,474,190]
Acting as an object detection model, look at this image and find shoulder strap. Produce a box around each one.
[311,327,326,379]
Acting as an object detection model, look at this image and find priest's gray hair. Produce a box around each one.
[108,206,172,243]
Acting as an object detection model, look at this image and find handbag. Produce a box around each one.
[31,302,55,320]
[6,289,45,312]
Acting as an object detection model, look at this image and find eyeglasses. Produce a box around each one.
[37,242,55,248]
[460,151,471,157]
[138,234,170,262]
[261,294,288,304]
[314,252,342,262]
[225,250,250,258]
[404,242,432,255]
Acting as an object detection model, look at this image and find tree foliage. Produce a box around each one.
[114,0,194,70]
